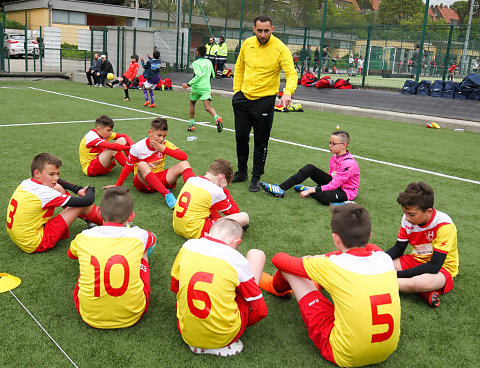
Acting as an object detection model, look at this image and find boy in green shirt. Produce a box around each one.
[182,45,223,133]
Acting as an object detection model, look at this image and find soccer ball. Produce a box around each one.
[107,73,115,81]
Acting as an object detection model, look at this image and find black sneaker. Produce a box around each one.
[249,176,261,192]
[232,171,248,183]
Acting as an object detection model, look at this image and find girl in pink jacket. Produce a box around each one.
[261,131,360,205]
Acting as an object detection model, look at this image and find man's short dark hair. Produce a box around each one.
[95,115,114,129]
[332,130,350,145]
[207,159,234,183]
[101,187,134,224]
[397,182,434,211]
[153,50,160,59]
[331,203,371,248]
[197,45,207,57]
[254,14,272,27]
[151,117,168,131]
[31,153,62,176]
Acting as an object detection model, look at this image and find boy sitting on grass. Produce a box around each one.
[261,203,400,367]
[79,115,133,177]
[261,130,360,205]
[181,45,223,133]
[106,54,139,101]
[171,218,267,356]
[386,182,458,308]
[6,153,103,253]
[112,118,192,209]
[69,187,157,329]
[173,159,249,239]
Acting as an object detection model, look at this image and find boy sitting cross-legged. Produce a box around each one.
[111,118,192,209]
[261,203,401,367]
[6,153,103,253]
[171,218,267,356]
[69,187,157,329]
[79,115,133,177]
[386,182,458,308]
[172,159,249,239]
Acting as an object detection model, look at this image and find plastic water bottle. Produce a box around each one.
[187,136,197,141]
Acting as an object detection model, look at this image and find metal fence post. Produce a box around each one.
[186,0,192,71]
[39,26,43,72]
[133,27,137,54]
[121,26,125,74]
[238,0,244,53]
[317,0,328,79]
[24,22,28,72]
[149,0,153,27]
[116,26,120,75]
[0,20,4,71]
[416,0,430,83]
[362,25,372,89]
[181,32,184,70]
[443,25,454,81]
[90,28,94,65]
[300,27,308,77]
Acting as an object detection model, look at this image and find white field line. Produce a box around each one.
[5,87,477,186]
[9,291,79,368]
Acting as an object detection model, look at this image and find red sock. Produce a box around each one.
[272,270,291,293]
[114,152,127,166]
[182,167,194,182]
[84,205,103,225]
[145,172,168,196]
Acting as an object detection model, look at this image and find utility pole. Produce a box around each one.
[461,0,476,75]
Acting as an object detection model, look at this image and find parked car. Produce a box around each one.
[4,33,40,58]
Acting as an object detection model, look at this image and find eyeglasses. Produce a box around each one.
[328,142,343,146]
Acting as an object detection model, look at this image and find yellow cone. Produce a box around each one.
[0,273,21,293]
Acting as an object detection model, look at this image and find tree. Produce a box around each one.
[378,0,425,25]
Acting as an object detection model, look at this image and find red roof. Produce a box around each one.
[369,0,381,12]
[428,7,436,21]
[435,5,460,23]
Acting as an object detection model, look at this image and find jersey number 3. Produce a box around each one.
[6,198,18,229]
[370,293,395,343]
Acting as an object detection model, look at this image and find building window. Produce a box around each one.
[53,10,86,25]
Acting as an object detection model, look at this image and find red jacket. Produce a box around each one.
[124,61,139,81]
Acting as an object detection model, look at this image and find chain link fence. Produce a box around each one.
[2,5,480,90]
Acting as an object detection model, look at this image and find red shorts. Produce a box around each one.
[399,254,454,294]
[87,155,116,176]
[34,215,69,253]
[133,169,176,193]
[74,258,151,321]
[200,218,216,238]
[298,291,336,365]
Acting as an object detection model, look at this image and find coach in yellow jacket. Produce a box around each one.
[232,14,298,192]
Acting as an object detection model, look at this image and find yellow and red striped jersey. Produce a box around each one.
[79,130,117,175]
[397,208,458,277]
[171,236,264,348]
[6,179,70,253]
[69,223,156,329]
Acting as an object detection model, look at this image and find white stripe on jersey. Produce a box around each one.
[130,138,161,161]
[81,225,151,250]
[21,179,70,208]
[328,251,395,276]
[399,210,453,236]
[187,176,227,204]
[84,130,103,146]
[183,238,254,283]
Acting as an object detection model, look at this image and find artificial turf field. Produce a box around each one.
[0,80,479,368]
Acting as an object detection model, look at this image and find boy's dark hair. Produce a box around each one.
[151,117,168,131]
[254,14,272,26]
[95,115,114,129]
[332,130,350,145]
[208,159,234,183]
[101,187,134,224]
[153,50,160,59]
[197,45,207,57]
[31,153,62,176]
[131,54,139,62]
[397,182,434,211]
[331,203,371,248]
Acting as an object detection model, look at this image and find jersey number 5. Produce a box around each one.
[370,293,394,343]
[90,255,130,298]
[175,192,191,218]
[187,271,214,319]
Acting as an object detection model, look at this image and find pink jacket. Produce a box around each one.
[320,151,360,200]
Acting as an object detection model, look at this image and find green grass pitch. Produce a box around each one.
[0,80,479,367]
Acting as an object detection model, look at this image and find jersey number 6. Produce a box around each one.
[187,271,214,319]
